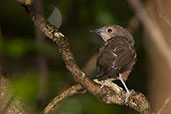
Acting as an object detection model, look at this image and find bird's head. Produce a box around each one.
[91,25,134,45]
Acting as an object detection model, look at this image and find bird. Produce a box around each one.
[91,25,136,102]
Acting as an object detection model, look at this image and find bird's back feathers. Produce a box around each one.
[96,37,136,81]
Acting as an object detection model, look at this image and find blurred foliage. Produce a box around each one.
[2,39,32,58]
[11,73,38,102]
[0,0,148,114]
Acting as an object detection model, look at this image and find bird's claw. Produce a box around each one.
[99,80,107,90]
[125,89,134,103]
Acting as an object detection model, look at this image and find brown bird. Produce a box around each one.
[91,25,136,102]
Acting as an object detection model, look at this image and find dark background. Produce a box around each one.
[0,0,149,114]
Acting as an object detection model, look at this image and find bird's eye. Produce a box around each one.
[107,28,112,33]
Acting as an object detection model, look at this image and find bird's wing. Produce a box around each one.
[96,49,118,79]
[113,46,136,73]
[96,38,136,80]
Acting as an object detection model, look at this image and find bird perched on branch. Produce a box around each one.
[91,25,136,102]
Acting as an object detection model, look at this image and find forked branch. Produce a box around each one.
[16,0,152,113]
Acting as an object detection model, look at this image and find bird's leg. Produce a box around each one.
[119,74,132,103]
[99,80,108,90]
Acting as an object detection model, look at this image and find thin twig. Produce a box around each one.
[16,0,152,113]
[157,97,171,114]
[42,84,85,114]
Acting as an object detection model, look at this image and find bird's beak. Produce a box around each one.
[90,29,101,35]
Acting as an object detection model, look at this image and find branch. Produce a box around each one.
[42,84,85,114]
[16,0,152,113]
[0,74,28,114]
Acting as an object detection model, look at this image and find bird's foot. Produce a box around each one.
[125,89,134,103]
